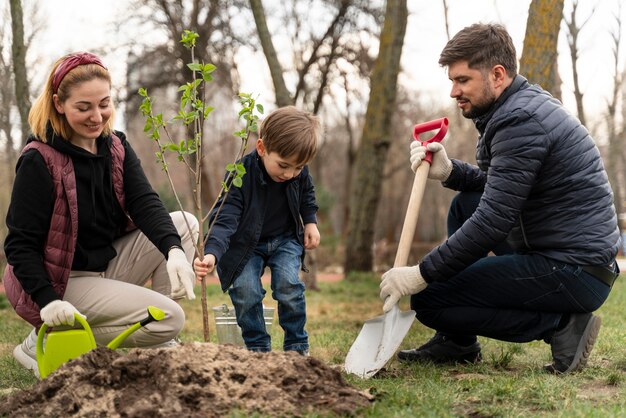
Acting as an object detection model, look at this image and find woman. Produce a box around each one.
[3,52,198,377]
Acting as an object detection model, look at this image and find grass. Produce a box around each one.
[1,272,625,417]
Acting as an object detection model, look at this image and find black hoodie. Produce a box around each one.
[4,130,181,307]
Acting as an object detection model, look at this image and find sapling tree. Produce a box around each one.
[138,30,263,342]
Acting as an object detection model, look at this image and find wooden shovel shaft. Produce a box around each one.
[393,162,430,268]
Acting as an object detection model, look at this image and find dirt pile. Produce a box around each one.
[0,343,372,417]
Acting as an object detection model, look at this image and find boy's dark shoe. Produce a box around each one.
[397,333,482,364]
[544,313,601,375]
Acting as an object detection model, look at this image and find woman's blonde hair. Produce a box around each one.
[259,106,319,165]
[28,54,115,142]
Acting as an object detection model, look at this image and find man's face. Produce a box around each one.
[447,61,497,119]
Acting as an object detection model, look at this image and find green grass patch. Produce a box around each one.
[1,273,625,416]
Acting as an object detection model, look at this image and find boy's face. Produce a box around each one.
[256,138,305,182]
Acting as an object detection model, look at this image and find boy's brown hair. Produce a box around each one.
[259,106,319,165]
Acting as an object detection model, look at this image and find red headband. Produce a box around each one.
[52,52,107,93]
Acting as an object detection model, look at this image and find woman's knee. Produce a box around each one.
[150,300,186,342]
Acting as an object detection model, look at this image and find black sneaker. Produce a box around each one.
[544,313,601,374]
[397,333,481,364]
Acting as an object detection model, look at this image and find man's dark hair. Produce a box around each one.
[439,23,517,77]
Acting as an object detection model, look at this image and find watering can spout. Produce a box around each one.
[108,306,166,350]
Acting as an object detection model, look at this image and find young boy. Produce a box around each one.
[194,106,320,355]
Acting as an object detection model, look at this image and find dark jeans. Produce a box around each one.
[411,192,613,343]
[228,234,308,352]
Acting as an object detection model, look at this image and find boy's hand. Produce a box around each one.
[194,254,216,281]
[304,223,320,250]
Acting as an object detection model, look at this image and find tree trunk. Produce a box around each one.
[519,0,565,100]
[344,0,408,273]
[249,0,293,107]
[10,0,31,148]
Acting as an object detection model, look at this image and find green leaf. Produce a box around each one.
[232,177,243,188]
[181,30,199,48]
[187,63,203,72]
[226,163,236,172]
[256,104,264,114]
[235,164,246,176]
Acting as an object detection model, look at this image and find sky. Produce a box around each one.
[23,0,626,133]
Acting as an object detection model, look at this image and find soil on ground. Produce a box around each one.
[0,343,372,417]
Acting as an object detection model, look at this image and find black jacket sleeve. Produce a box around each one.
[117,132,182,256]
[4,149,60,307]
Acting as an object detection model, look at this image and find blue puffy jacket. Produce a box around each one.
[204,150,318,291]
[421,75,620,282]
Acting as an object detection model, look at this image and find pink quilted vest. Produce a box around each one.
[3,135,132,328]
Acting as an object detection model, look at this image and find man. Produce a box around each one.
[379,23,620,374]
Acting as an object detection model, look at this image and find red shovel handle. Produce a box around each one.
[412,117,448,164]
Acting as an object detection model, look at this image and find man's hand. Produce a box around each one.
[40,300,85,327]
[379,265,427,312]
[304,223,321,250]
[166,247,196,300]
[193,254,216,280]
[410,141,452,181]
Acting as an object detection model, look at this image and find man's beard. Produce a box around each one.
[461,85,497,119]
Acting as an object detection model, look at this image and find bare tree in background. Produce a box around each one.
[607,5,625,217]
[248,0,380,111]
[442,0,451,41]
[519,0,565,100]
[0,8,17,169]
[249,0,292,107]
[564,0,595,127]
[344,0,408,272]
[9,0,31,149]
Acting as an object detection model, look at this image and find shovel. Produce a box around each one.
[343,117,448,379]
[36,305,166,378]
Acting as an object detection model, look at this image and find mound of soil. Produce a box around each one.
[0,343,372,417]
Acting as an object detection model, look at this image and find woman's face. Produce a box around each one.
[53,78,113,142]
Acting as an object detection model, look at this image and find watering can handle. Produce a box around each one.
[412,117,448,164]
[37,313,95,357]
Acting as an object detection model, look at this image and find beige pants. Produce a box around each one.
[61,211,199,348]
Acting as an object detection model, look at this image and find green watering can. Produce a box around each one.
[36,305,166,379]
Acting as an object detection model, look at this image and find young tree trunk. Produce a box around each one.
[344,0,408,273]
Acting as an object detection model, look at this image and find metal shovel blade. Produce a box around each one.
[344,304,415,379]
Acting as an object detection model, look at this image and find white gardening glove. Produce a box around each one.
[379,265,428,313]
[410,141,453,181]
[166,247,196,300]
[40,300,85,327]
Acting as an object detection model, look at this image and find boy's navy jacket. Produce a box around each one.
[205,150,318,291]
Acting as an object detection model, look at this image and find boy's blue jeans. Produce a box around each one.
[228,234,308,352]
[411,192,613,343]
